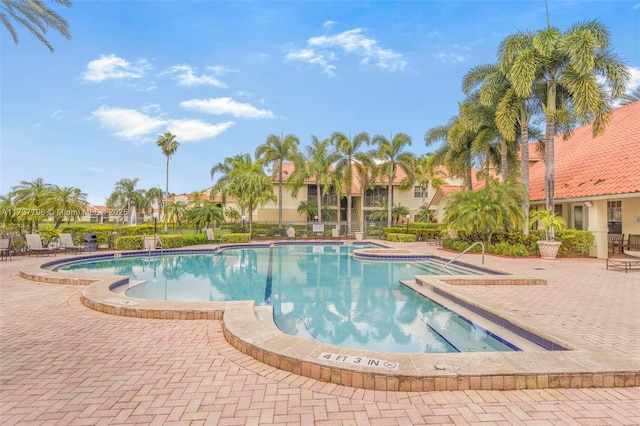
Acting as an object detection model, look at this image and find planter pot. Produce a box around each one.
[354,232,364,241]
[537,240,562,260]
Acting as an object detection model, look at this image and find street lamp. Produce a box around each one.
[153,212,159,234]
[314,215,318,222]
[241,215,246,232]
[406,213,410,233]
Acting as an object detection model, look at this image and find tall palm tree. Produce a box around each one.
[109,178,144,225]
[156,132,180,233]
[288,136,339,222]
[43,185,88,228]
[425,117,475,191]
[331,131,371,233]
[372,132,415,227]
[225,154,276,236]
[1,0,71,52]
[504,20,629,239]
[255,132,300,227]
[211,154,245,208]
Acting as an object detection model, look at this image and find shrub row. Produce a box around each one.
[387,233,417,242]
[220,233,251,243]
[442,229,594,257]
[381,223,445,240]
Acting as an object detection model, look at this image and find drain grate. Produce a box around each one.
[533,267,546,270]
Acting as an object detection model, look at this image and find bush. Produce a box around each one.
[557,229,594,256]
[489,241,529,257]
[387,233,417,242]
[220,233,251,243]
[115,236,143,250]
[158,235,183,249]
[182,233,208,246]
[382,223,444,240]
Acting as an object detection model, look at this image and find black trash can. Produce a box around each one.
[84,233,97,252]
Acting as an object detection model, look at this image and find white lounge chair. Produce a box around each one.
[58,233,83,254]
[286,227,296,239]
[0,237,11,260]
[26,234,58,257]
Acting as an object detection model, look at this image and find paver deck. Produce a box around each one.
[1,241,639,425]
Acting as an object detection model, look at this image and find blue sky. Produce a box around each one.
[2,1,639,205]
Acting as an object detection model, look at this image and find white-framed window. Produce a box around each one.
[414,186,425,198]
[607,200,622,234]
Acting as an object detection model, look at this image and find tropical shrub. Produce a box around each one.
[158,235,183,249]
[115,236,143,250]
[488,241,528,257]
[182,233,208,246]
[387,233,417,242]
[220,233,251,243]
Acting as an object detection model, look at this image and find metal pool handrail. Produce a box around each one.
[442,241,484,270]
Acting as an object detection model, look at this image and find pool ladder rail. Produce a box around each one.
[142,233,163,257]
[442,241,484,270]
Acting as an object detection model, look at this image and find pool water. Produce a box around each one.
[56,244,519,353]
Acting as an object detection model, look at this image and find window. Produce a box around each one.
[414,186,425,199]
[607,200,622,234]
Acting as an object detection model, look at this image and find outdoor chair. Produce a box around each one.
[608,233,624,254]
[625,234,640,252]
[58,233,83,254]
[26,234,58,257]
[0,237,11,260]
[286,227,296,239]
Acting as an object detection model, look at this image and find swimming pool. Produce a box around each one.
[55,243,520,353]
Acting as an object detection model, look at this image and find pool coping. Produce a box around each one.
[19,246,640,391]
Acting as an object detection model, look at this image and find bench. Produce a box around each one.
[606,256,640,273]
[608,233,624,254]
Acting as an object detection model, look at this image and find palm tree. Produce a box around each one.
[225,207,240,223]
[9,177,53,230]
[297,200,318,221]
[331,131,371,233]
[109,178,144,225]
[255,132,300,227]
[444,181,524,243]
[504,21,629,238]
[186,201,224,231]
[425,117,475,191]
[288,136,339,222]
[372,132,415,227]
[1,0,72,52]
[163,201,185,229]
[156,132,180,233]
[210,154,245,208]
[224,154,276,236]
[413,154,446,207]
[145,187,164,225]
[43,185,88,228]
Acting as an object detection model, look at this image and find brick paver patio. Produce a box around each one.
[1,243,639,425]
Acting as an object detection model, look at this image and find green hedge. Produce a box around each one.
[182,233,208,246]
[220,233,251,243]
[115,236,143,250]
[442,228,594,257]
[387,233,417,242]
[382,223,444,240]
[159,235,184,249]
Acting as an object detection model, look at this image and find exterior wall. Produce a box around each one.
[621,196,640,236]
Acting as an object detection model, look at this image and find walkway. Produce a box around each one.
[1,243,638,425]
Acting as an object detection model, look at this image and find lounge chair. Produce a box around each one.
[58,233,83,254]
[26,234,58,257]
[0,237,11,260]
[286,227,296,239]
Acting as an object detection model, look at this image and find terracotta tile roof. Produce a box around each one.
[529,101,640,201]
[438,185,464,197]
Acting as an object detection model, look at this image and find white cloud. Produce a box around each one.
[168,64,227,88]
[180,97,275,119]
[323,20,336,29]
[83,54,150,82]
[286,28,407,75]
[626,66,640,93]
[166,119,235,142]
[285,48,337,76]
[436,52,469,64]
[92,107,166,139]
[206,65,238,75]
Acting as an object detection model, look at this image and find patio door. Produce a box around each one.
[572,204,587,230]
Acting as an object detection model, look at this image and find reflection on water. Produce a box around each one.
[56,244,516,353]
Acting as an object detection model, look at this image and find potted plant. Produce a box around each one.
[530,208,567,259]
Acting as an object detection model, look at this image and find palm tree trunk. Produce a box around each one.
[501,139,508,182]
[519,104,530,235]
[165,156,169,234]
[545,81,557,240]
[278,160,283,227]
[316,179,322,222]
